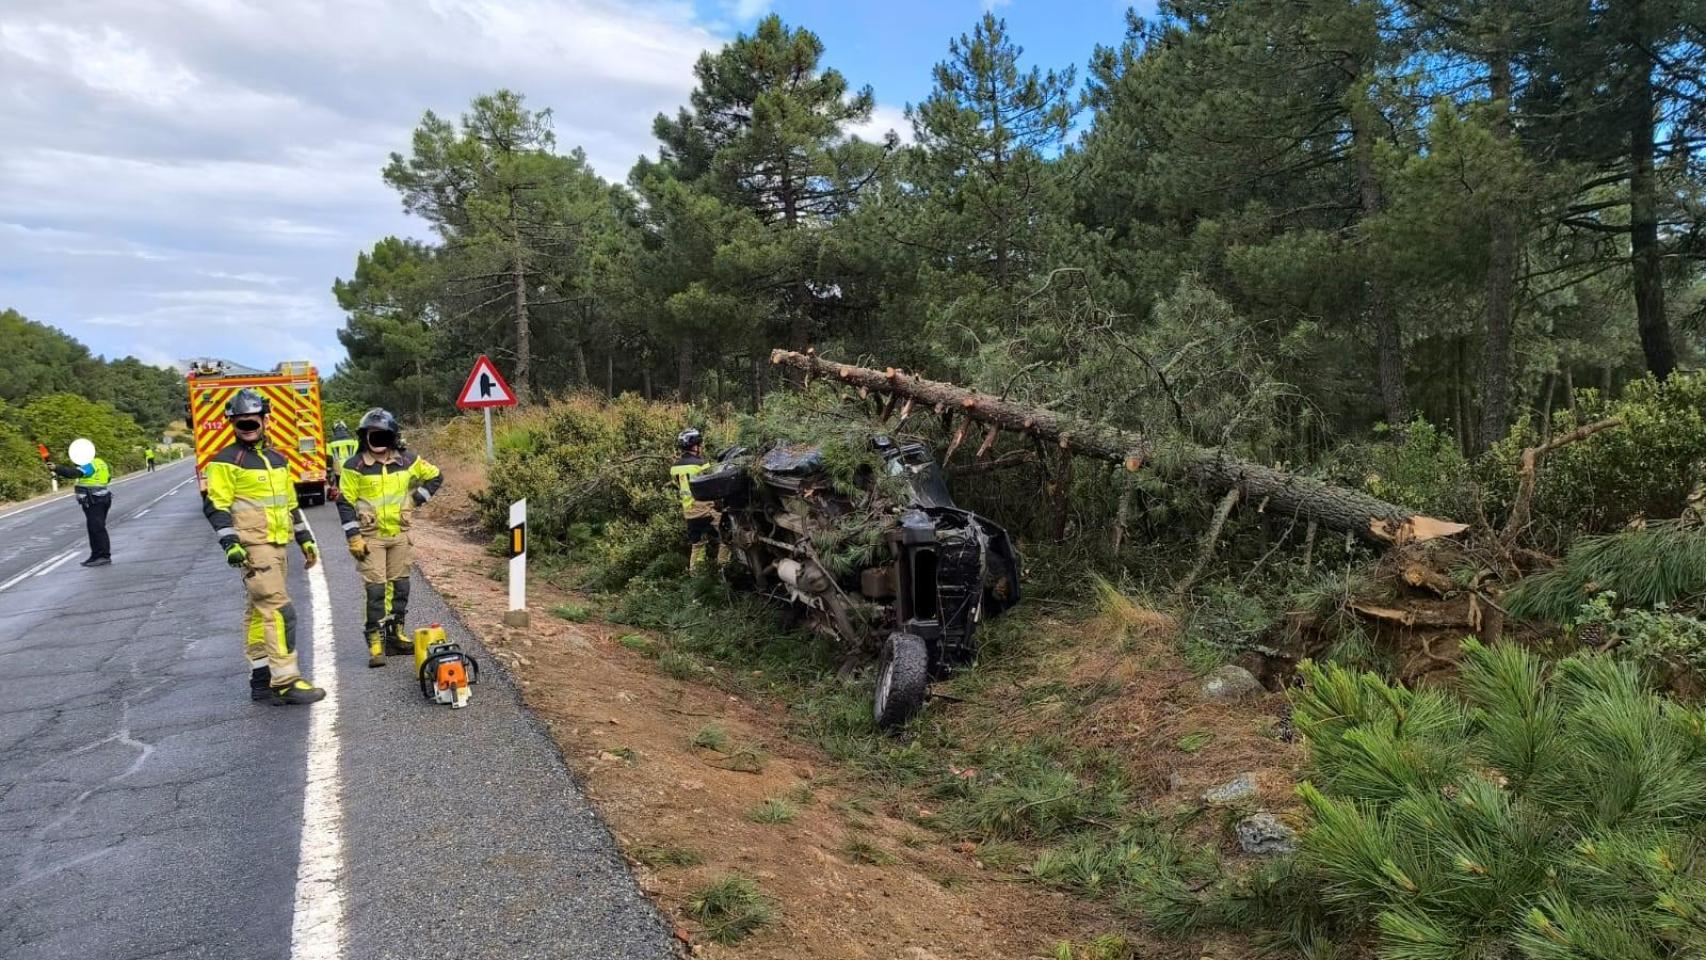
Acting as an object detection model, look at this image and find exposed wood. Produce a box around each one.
[772,350,1456,543]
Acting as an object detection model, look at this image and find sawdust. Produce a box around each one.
[410,516,1163,960]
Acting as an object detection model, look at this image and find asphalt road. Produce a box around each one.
[0,462,675,960]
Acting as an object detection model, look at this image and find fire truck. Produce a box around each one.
[186,359,330,506]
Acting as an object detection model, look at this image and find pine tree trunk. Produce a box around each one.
[1628,21,1676,380]
[1353,87,1408,425]
[606,350,615,398]
[509,202,531,404]
[573,340,589,389]
[771,350,1453,542]
[1479,50,1519,451]
[677,335,693,400]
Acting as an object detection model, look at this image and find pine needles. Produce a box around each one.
[1223,641,1706,959]
[1507,520,1706,622]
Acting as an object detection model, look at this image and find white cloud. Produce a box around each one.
[0,0,727,376]
[848,104,913,145]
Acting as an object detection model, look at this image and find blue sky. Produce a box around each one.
[0,0,1147,380]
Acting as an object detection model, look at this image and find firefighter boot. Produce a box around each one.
[271,678,327,706]
[367,631,385,668]
[383,618,409,657]
[249,666,271,701]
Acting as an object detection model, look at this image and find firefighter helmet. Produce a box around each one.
[225,388,270,419]
[358,408,401,448]
[677,428,703,452]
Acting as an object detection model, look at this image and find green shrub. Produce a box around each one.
[471,394,696,575]
[1477,373,1706,545]
[550,601,591,622]
[1177,641,1706,957]
[1332,417,1475,518]
[1570,594,1706,683]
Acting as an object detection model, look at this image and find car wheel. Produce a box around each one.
[873,632,927,730]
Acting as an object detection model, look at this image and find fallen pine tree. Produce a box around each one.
[771,349,1465,546]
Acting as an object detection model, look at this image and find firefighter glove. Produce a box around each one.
[348,535,369,560]
[301,540,319,569]
[225,543,249,567]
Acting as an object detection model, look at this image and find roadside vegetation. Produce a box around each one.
[359,1,1704,955]
[0,309,188,501]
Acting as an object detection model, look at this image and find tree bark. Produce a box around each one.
[1352,83,1408,425]
[1480,49,1519,450]
[771,350,1458,543]
[1628,20,1676,380]
[509,199,531,404]
[677,335,694,400]
[606,350,614,397]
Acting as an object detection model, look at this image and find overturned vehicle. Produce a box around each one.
[689,436,1021,729]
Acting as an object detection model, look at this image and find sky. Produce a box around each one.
[0,0,1144,379]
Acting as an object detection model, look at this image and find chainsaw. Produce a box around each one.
[412,623,477,709]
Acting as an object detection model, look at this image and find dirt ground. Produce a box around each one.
[404,444,1294,959]
[411,512,1154,959]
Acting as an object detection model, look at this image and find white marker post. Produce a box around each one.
[483,407,495,463]
[503,498,528,627]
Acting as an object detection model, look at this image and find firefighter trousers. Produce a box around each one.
[357,534,412,631]
[240,542,300,685]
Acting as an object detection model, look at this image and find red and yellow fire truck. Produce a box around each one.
[186,359,330,506]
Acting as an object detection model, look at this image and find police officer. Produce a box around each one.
[335,408,443,668]
[203,388,326,705]
[669,428,720,573]
[51,441,113,567]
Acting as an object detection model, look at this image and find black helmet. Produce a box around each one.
[358,408,400,448]
[225,388,270,419]
[677,428,703,452]
[333,421,350,438]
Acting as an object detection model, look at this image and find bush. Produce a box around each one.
[1332,417,1476,519]
[1179,641,1706,957]
[1478,373,1706,545]
[471,394,715,585]
[0,394,151,501]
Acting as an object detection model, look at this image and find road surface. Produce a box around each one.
[0,460,675,960]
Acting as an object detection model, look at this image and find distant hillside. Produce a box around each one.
[0,308,186,433]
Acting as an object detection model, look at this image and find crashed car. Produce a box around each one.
[689,435,1020,728]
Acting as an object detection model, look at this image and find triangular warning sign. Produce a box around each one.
[456,355,517,409]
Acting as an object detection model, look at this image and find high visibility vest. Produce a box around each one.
[76,458,112,489]
[329,438,359,463]
[670,455,711,518]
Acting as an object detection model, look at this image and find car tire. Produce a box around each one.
[873,632,928,730]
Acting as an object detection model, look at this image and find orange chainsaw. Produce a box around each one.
[413,623,478,709]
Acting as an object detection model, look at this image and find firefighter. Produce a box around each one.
[670,428,720,573]
[336,408,443,668]
[202,388,326,705]
[49,442,114,567]
[143,447,157,472]
[324,421,358,494]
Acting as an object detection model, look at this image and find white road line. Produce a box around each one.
[290,519,346,960]
[34,551,78,577]
[0,460,189,523]
[0,553,61,594]
[0,473,195,597]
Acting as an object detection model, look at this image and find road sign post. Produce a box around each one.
[455,355,518,463]
[503,498,528,628]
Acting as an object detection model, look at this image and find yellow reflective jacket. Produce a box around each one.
[328,438,359,465]
[670,454,714,519]
[203,442,310,548]
[335,450,443,538]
